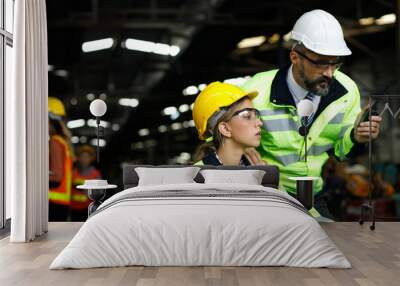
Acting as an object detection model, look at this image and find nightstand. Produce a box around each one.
[77,180,117,216]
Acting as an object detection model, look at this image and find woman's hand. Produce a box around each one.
[245,148,267,165]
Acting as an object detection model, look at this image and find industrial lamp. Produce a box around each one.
[289,99,318,210]
[297,99,314,162]
[80,99,116,216]
[89,99,107,163]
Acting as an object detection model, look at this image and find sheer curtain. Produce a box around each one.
[7,0,48,242]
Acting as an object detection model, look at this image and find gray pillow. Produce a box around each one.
[135,167,200,186]
[200,169,266,185]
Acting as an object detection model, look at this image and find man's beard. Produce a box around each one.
[299,64,333,96]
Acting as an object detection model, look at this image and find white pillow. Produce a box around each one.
[135,167,200,186]
[200,169,266,185]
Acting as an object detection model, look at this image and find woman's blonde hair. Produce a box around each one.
[193,97,248,162]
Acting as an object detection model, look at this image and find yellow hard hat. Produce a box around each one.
[48,97,66,117]
[76,144,96,160]
[192,81,258,140]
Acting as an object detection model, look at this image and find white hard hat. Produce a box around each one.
[290,9,351,56]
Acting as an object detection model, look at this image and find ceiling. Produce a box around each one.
[46,0,397,179]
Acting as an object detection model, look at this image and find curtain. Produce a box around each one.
[7,0,48,242]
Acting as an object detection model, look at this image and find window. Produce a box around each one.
[1,0,14,230]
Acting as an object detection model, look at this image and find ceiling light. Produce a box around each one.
[170,112,180,121]
[198,84,207,91]
[153,43,172,55]
[124,39,155,53]
[178,104,190,113]
[70,97,78,105]
[237,36,266,49]
[119,98,139,108]
[171,123,183,130]
[82,38,114,53]
[175,152,191,164]
[71,136,79,144]
[67,119,85,129]
[112,124,120,131]
[124,38,180,56]
[86,93,95,101]
[90,138,106,147]
[268,33,280,44]
[182,85,199,96]
[79,136,88,143]
[376,13,396,25]
[54,69,69,77]
[169,46,181,56]
[87,119,110,128]
[162,106,178,116]
[283,32,291,42]
[359,17,375,26]
[158,125,168,133]
[223,76,250,86]
[180,152,191,160]
[138,128,150,136]
[99,93,107,100]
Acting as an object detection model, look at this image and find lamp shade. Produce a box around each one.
[90,99,107,117]
[297,99,314,117]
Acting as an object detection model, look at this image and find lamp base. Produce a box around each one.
[296,180,314,210]
[87,188,106,216]
[359,201,376,231]
[289,176,319,210]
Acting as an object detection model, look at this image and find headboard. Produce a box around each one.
[122,164,280,189]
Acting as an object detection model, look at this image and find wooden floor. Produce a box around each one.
[0,222,399,286]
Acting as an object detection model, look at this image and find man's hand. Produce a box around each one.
[354,115,382,143]
[245,148,267,165]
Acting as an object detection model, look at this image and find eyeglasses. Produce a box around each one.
[295,50,343,71]
[230,108,261,122]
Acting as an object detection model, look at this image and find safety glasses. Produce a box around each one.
[295,50,343,71]
[230,108,261,122]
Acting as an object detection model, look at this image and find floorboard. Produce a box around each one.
[0,222,399,286]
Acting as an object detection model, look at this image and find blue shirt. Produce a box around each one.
[286,65,320,123]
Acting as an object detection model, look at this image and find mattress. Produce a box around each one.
[50,183,350,269]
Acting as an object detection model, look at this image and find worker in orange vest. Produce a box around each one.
[71,144,102,221]
[49,97,74,221]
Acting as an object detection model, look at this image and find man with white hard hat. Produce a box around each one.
[242,9,382,218]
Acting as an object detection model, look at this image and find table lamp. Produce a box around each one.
[89,99,107,163]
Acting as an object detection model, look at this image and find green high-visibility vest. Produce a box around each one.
[241,68,361,195]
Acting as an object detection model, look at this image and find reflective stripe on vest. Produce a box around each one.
[49,135,72,206]
[260,109,288,116]
[262,118,299,132]
[242,69,361,195]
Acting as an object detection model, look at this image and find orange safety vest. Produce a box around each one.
[71,167,101,211]
[49,135,73,206]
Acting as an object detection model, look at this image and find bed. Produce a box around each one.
[50,164,350,269]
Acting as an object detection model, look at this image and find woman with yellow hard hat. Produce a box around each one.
[48,97,74,221]
[192,81,263,165]
[71,145,102,221]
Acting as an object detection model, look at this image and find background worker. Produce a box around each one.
[192,81,263,166]
[242,9,382,218]
[71,145,102,221]
[49,97,74,221]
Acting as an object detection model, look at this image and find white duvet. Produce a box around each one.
[50,183,351,269]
